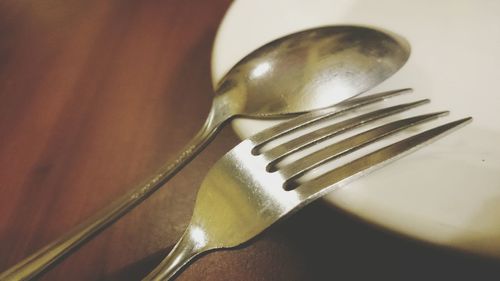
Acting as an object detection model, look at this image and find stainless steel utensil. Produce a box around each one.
[0,25,410,281]
[143,89,471,280]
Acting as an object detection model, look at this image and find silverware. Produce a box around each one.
[143,89,471,280]
[0,26,410,280]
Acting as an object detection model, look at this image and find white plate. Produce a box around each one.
[211,0,500,258]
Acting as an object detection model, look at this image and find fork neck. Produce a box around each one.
[142,225,210,281]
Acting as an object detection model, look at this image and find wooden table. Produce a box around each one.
[1,1,500,280]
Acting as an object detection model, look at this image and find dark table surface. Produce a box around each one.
[1,1,500,280]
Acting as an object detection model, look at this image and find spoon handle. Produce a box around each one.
[0,115,223,281]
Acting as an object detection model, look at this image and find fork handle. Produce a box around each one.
[0,115,223,281]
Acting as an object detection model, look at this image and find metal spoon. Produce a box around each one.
[0,25,410,281]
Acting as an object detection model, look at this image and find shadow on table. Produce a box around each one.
[277,201,500,280]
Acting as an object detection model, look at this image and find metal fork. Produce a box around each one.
[143,90,471,280]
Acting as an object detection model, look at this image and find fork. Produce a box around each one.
[0,88,420,280]
[142,90,471,280]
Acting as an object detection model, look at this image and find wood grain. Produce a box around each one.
[1,1,500,280]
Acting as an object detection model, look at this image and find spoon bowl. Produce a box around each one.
[0,25,410,281]
[210,25,410,123]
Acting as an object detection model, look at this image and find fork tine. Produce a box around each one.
[264,99,429,171]
[251,88,412,152]
[281,111,449,190]
[295,117,473,200]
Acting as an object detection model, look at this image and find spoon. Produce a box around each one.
[0,25,410,280]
